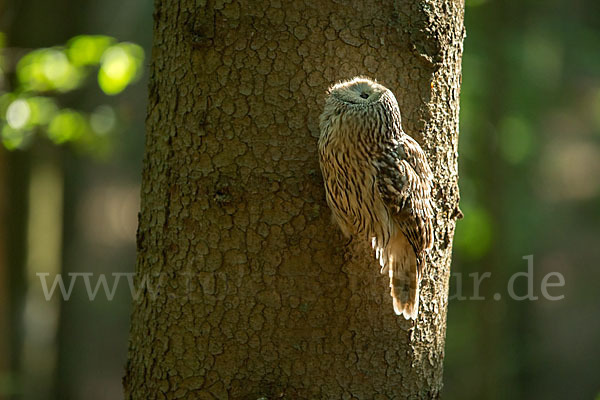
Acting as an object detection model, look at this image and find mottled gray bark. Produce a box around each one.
[125,0,464,398]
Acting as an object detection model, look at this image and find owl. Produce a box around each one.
[318,77,434,320]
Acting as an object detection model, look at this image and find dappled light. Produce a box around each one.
[17,48,82,92]
[6,99,30,129]
[0,1,149,396]
[47,109,87,144]
[0,34,144,151]
[98,43,144,95]
[67,35,114,66]
[24,96,58,125]
[1,124,28,149]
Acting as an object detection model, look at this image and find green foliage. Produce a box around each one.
[0,33,144,151]
[67,35,115,66]
[47,109,87,143]
[98,43,144,95]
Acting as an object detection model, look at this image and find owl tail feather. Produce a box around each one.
[386,235,420,320]
[389,268,419,320]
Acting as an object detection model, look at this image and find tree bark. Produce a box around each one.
[125,0,464,398]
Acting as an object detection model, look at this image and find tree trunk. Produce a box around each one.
[124,0,464,398]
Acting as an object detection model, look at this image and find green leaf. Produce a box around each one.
[98,43,144,95]
[47,109,88,144]
[2,124,30,150]
[67,35,115,66]
[17,48,84,92]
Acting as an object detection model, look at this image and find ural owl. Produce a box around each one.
[318,77,434,319]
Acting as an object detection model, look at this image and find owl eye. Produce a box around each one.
[360,92,369,99]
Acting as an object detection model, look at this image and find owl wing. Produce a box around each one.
[375,135,434,258]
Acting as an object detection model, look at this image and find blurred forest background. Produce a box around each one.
[0,0,598,399]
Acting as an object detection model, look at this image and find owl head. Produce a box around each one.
[320,76,402,135]
[327,76,394,107]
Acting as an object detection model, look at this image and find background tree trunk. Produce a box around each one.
[125,0,464,398]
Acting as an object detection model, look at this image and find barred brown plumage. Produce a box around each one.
[318,76,434,320]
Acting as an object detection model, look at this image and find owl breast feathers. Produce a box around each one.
[317,76,434,320]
